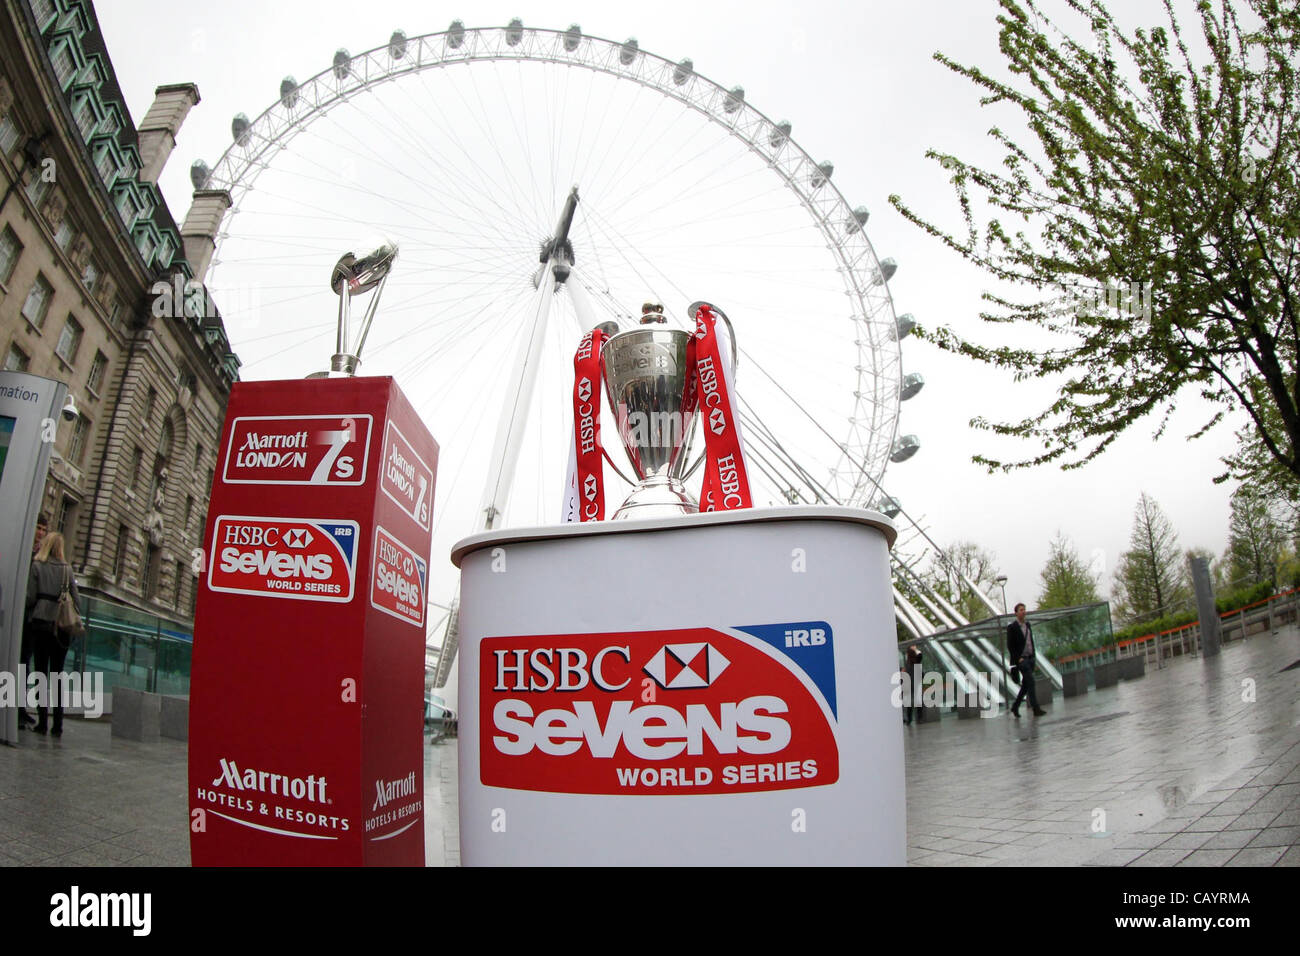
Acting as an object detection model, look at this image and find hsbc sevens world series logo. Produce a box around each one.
[481,622,839,796]
[208,516,358,603]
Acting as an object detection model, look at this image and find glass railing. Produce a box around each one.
[64,595,193,697]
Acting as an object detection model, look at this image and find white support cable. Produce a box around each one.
[946,638,1007,706]
[895,603,923,641]
[901,571,962,632]
[926,580,971,627]
[923,640,978,699]
[477,274,558,529]
[893,586,937,637]
[960,571,1003,617]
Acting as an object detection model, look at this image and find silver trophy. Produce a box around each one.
[308,241,398,378]
[600,301,736,520]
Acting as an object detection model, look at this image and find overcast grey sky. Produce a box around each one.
[95,0,1246,615]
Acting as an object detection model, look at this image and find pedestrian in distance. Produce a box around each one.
[903,644,924,725]
[1007,602,1046,718]
[18,512,51,730]
[25,531,81,737]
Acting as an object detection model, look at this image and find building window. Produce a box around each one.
[4,343,30,371]
[173,560,186,608]
[29,0,57,31]
[81,260,98,293]
[0,115,20,156]
[184,494,194,532]
[50,40,77,89]
[94,145,116,185]
[24,173,51,208]
[143,386,157,424]
[113,523,130,581]
[156,236,174,268]
[0,225,21,283]
[148,453,167,503]
[87,350,108,394]
[21,273,53,329]
[55,315,83,365]
[135,230,156,263]
[72,92,99,139]
[53,218,74,251]
[68,413,89,464]
[56,494,76,536]
[193,443,204,474]
[115,189,137,226]
[129,446,143,490]
[109,299,124,331]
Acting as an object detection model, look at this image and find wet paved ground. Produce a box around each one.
[904,625,1300,866]
[1,625,1296,866]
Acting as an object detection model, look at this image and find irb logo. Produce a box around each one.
[784,627,826,647]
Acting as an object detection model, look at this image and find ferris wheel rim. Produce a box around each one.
[201,21,903,507]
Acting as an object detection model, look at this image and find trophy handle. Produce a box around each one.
[687,301,739,373]
[601,446,639,487]
[682,301,739,480]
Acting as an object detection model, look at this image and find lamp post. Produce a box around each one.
[994,573,1010,706]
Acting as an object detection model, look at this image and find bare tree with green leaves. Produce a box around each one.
[1038,531,1100,608]
[1225,486,1286,586]
[924,540,1004,621]
[1112,492,1190,623]
[890,0,1300,484]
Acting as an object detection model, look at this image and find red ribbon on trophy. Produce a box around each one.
[690,303,753,512]
[562,326,609,522]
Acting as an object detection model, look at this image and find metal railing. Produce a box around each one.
[1055,588,1298,671]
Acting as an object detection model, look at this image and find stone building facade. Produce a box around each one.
[0,0,239,630]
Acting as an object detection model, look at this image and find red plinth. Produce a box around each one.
[189,376,437,866]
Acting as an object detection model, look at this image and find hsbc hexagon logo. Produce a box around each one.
[284,528,313,549]
[577,377,592,403]
[709,407,727,435]
[644,643,730,689]
[583,473,598,501]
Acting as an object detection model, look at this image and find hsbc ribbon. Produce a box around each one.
[561,327,608,522]
[692,304,753,512]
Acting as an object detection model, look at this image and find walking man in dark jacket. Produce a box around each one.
[1007,602,1046,718]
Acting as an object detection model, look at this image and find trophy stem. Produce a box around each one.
[610,476,699,520]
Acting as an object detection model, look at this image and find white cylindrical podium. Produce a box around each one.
[450,506,902,865]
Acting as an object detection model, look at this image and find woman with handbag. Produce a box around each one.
[25,531,82,737]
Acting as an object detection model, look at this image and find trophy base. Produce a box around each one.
[611,476,699,521]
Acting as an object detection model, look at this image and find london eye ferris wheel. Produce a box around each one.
[192,21,924,693]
